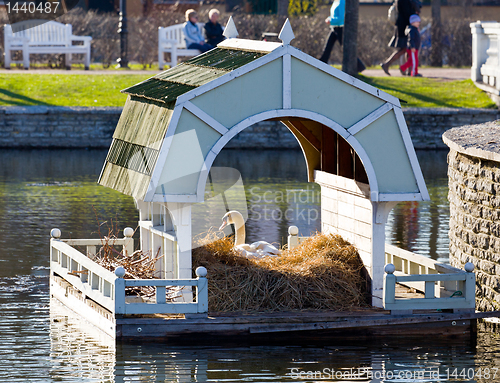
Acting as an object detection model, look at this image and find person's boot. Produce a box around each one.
[381,62,391,76]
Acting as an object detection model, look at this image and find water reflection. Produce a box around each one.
[385,150,450,262]
[47,297,498,383]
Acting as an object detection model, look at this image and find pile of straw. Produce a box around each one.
[192,232,369,312]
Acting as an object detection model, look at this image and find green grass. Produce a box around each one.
[0,73,496,108]
[359,76,496,109]
[0,74,151,106]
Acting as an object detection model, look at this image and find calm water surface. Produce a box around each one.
[1,148,499,382]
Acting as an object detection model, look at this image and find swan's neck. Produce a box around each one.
[232,215,246,246]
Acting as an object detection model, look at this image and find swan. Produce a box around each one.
[218,210,281,258]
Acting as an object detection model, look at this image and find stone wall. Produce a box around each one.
[1,106,500,149]
[0,106,121,148]
[443,121,500,311]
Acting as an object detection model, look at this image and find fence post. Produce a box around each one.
[115,267,126,314]
[288,226,299,249]
[123,227,134,256]
[195,267,208,313]
[464,262,476,309]
[383,263,396,307]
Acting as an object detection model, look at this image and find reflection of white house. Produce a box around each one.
[97,20,429,307]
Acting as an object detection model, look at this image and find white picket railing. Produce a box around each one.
[384,244,476,313]
[288,227,477,313]
[50,228,207,316]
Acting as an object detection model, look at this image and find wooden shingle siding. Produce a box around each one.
[99,162,151,200]
[112,99,174,149]
[122,48,267,104]
[106,139,159,176]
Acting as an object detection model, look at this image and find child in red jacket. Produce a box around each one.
[400,14,421,77]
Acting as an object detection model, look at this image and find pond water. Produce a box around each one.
[1,148,499,383]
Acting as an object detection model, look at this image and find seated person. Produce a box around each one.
[183,9,213,53]
[204,9,225,47]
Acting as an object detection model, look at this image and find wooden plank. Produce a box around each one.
[321,125,337,174]
[124,279,199,287]
[396,274,467,282]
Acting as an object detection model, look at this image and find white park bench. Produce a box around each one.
[4,19,92,70]
[158,22,206,70]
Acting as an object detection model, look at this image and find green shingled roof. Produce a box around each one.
[99,46,269,199]
[122,47,267,104]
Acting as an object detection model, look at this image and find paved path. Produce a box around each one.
[362,67,470,80]
[0,67,471,79]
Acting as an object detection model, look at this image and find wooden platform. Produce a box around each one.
[51,274,500,343]
[116,308,497,343]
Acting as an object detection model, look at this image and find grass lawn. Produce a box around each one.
[0,73,496,108]
[0,74,151,107]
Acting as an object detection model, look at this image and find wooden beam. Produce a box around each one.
[286,119,321,152]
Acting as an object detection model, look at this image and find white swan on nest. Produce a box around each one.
[219,210,281,258]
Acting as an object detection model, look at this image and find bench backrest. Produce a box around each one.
[5,20,71,45]
[159,23,205,49]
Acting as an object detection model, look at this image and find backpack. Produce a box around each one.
[388,1,398,24]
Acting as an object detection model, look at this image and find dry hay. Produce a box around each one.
[192,231,370,312]
[89,236,170,298]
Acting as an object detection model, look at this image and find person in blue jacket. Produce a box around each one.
[319,0,345,64]
[183,10,213,53]
[319,0,364,72]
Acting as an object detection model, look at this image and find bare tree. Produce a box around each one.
[342,0,359,76]
[430,0,442,67]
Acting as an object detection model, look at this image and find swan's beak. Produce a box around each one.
[219,219,228,231]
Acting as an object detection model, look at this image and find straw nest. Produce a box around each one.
[192,231,369,312]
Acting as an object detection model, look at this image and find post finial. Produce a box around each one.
[223,16,239,39]
[115,266,126,278]
[278,18,295,45]
[384,263,396,274]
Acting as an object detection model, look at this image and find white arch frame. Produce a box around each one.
[194,108,380,203]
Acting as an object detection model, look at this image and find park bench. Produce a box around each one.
[4,20,92,70]
[158,22,206,70]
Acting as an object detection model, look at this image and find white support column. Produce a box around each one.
[135,199,151,253]
[371,201,398,307]
[471,22,487,83]
[167,202,192,280]
[283,54,291,109]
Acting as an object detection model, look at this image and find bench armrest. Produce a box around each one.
[71,36,92,43]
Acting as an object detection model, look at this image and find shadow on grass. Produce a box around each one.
[0,89,55,106]
[357,75,488,108]
[359,76,455,107]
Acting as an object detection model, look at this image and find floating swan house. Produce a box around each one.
[49,19,493,341]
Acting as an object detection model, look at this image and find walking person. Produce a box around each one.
[319,0,344,63]
[399,15,421,77]
[183,9,213,53]
[380,0,420,75]
[319,0,365,72]
[204,9,225,47]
